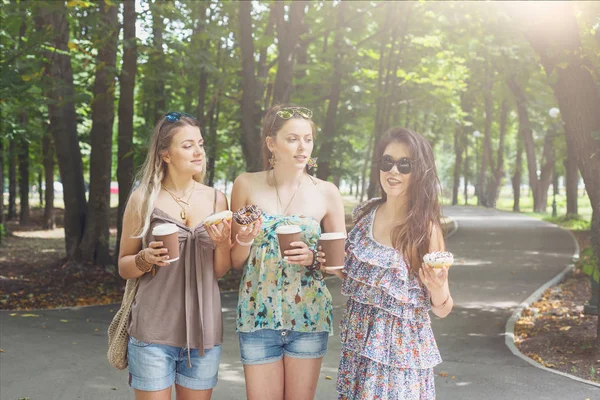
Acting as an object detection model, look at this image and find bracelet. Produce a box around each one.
[431,293,451,309]
[307,248,319,271]
[236,234,254,247]
[135,250,153,273]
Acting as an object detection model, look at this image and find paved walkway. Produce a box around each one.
[1,206,599,399]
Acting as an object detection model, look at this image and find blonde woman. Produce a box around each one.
[230,105,347,400]
[118,112,231,400]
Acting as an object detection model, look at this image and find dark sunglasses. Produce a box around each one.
[165,111,196,122]
[269,107,313,135]
[378,155,412,174]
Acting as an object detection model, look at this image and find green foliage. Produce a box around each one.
[543,214,592,231]
[576,247,599,283]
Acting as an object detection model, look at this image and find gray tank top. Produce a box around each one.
[129,190,222,359]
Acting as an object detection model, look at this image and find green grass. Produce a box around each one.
[443,186,592,231]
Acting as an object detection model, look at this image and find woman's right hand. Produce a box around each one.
[236,216,263,244]
[144,241,171,267]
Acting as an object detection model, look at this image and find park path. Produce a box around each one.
[1,206,598,399]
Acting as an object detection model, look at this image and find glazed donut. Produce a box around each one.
[233,205,263,226]
[203,210,233,226]
[423,251,454,269]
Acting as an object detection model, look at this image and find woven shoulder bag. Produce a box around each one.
[107,277,140,370]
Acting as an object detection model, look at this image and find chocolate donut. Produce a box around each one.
[233,205,263,226]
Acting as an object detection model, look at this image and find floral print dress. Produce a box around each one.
[237,212,333,334]
[337,204,441,400]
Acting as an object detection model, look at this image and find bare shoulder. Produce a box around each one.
[233,171,267,188]
[126,187,144,209]
[312,177,341,198]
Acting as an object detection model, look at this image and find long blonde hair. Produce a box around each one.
[131,114,205,238]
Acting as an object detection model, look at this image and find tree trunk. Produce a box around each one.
[38,171,43,207]
[478,66,494,207]
[463,135,469,205]
[0,136,4,240]
[512,134,523,212]
[535,131,555,213]
[35,3,88,259]
[8,137,17,221]
[316,2,346,181]
[508,77,552,213]
[18,126,30,225]
[42,129,55,230]
[452,124,463,205]
[272,1,307,105]
[238,1,263,172]
[486,99,508,208]
[564,122,579,215]
[367,3,397,198]
[360,136,374,202]
[151,0,165,123]
[116,0,137,263]
[80,0,119,265]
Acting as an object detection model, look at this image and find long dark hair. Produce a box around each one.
[370,127,442,273]
[261,104,317,170]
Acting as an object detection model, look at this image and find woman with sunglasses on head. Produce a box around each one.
[230,104,346,400]
[333,128,452,400]
[118,112,232,400]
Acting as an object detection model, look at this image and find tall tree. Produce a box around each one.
[508,77,554,213]
[316,1,346,180]
[564,122,579,215]
[42,124,55,230]
[8,136,17,221]
[511,130,523,212]
[271,1,308,105]
[18,121,30,225]
[486,98,509,208]
[150,0,165,123]
[0,137,4,240]
[80,0,119,265]
[116,0,137,262]
[35,2,87,259]
[238,1,266,172]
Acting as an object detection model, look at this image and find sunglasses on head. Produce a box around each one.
[269,107,313,135]
[165,112,196,122]
[276,107,313,119]
[378,155,412,174]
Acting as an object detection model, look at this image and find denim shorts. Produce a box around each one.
[238,329,329,365]
[127,336,221,391]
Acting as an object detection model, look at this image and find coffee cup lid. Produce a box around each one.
[152,223,178,236]
[275,225,302,234]
[319,232,345,240]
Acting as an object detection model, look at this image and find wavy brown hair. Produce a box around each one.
[368,127,442,273]
[261,104,317,170]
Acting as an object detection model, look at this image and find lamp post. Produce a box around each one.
[549,108,559,217]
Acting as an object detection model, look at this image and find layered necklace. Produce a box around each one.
[272,170,303,216]
[163,181,195,221]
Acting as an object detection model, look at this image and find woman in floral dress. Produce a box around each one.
[334,127,453,399]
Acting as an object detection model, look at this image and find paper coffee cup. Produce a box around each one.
[318,232,346,269]
[276,225,302,258]
[152,223,180,263]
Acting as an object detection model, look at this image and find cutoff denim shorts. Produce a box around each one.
[238,329,329,365]
[127,336,221,391]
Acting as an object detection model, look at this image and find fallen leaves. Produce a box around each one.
[514,264,599,384]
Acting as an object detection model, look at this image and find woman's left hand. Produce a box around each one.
[284,241,315,266]
[206,219,232,249]
[419,265,448,291]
